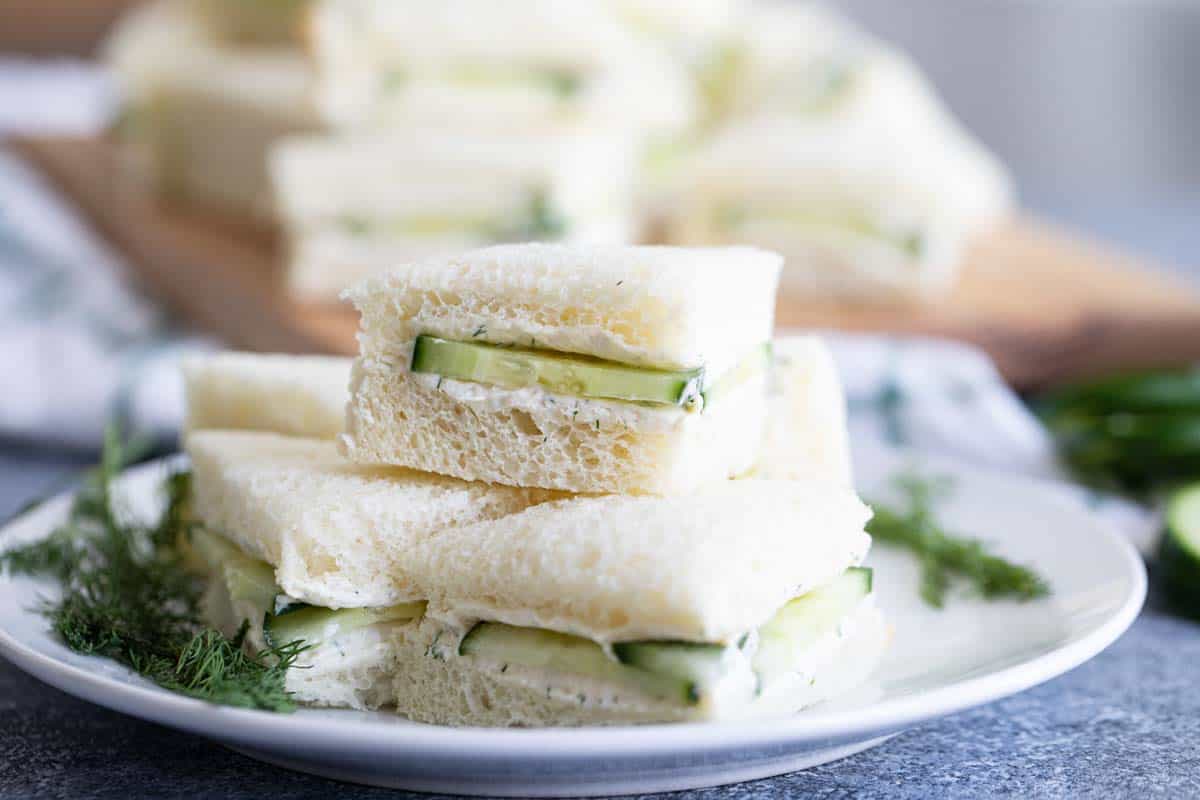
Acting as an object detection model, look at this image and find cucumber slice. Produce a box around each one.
[192,527,281,632]
[458,623,710,706]
[263,602,426,649]
[411,335,705,408]
[192,527,280,623]
[222,557,279,615]
[1161,483,1200,619]
[191,527,279,610]
[717,206,924,257]
[454,567,873,706]
[753,567,872,687]
[190,527,241,572]
[337,213,496,238]
[612,641,731,703]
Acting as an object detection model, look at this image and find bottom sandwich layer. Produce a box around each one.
[393,605,887,726]
[197,528,888,726]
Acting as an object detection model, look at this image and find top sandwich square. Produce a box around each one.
[341,243,783,494]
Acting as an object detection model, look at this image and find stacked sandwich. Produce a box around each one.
[668,2,1013,300]
[103,0,1011,305]
[183,243,888,725]
[103,0,683,294]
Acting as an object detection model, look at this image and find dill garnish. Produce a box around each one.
[1,427,306,712]
[867,474,1051,608]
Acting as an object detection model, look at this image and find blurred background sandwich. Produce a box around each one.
[91,0,1012,304]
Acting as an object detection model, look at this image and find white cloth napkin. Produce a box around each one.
[0,60,1157,554]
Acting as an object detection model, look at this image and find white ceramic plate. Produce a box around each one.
[0,449,1145,797]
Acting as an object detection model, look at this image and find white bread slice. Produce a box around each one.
[670,10,1012,301]
[182,352,350,439]
[345,243,781,373]
[104,1,324,222]
[271,129,638,298]
[312,0,638,74]
[606,0,743,45]
[284,220,676,300]
[187,429,870,641]
[340,243,781,494]
[670,116,1010,299]
[343,363,768,495]
[186,430,557,608]
[715,1,873,121]
[272,129,635,232]
[404,479,871,644]
[754,335,852,485]
[309,0,696,136]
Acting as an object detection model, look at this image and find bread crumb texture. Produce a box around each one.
[341,360,768,493]
[344,243,782,374]
[186,430,558,608]
[182,351,352,439]
[407,479,872,643]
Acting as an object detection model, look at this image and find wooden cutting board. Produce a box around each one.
[12,135,1200,390]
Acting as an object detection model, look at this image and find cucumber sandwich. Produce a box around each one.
[309,0,696,138]
[181,331,853,483]
[104,1,324,224]
[270,130,638,300]
[186,428,885,723]
[668,3,1012,301]
[340,243,783,494]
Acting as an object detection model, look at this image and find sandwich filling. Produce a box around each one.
[335,190,567,243]
[383,64,587,104]
[194,527,876,715]
[409,337,771,413]
[713,204,926,260]
[192,527,424,656]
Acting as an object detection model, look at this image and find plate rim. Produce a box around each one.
[0,453,1147,760]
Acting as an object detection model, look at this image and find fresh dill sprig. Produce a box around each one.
[868,474,1051,608]
[1,427,304,713]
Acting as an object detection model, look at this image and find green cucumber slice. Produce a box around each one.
[453,567,873,706]
[611,641,731,703]
[1161,483,1200,619]
[262,603,426,649]
[221,557,279,615]
[458,623,710,706]
[753,567,872,687]
[192,528,281,625]
[412,335,705,408]
[190,527,241,572]
[716,205,924,258]
[337,212,497,238]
